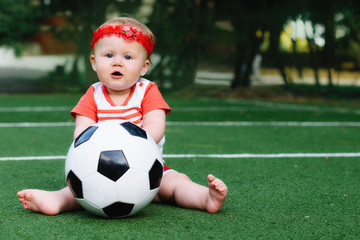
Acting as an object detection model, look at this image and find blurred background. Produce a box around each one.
[0,0,360,99]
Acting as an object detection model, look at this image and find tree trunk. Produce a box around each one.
[269,29,288,85]
[324,13,335,88]
[304,34,320,87]
[231,37,246,89]
[242,32,262,87]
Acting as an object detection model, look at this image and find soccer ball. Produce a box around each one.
[65,120,164,218]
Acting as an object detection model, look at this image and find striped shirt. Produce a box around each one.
[71,78,171,127]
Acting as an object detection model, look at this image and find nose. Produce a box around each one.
[112,56,123,66]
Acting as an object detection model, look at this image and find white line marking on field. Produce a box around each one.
[225,99,360,115]
[2,103,359,115]
[166,121,360,127]
[172,106,258,111]
[0,106,70,112]
[163,153,360,158]
[0,122,75,127]
[0,156,67,161]
[1,152,359,161]
[1,121,360,128]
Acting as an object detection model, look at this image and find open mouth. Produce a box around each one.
[111,71,123,77]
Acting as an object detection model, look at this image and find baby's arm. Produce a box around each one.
[142,109,166,144]
[73,114,96,139]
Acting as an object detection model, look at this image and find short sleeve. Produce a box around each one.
[70,86,98,121]
[141,82,171,116]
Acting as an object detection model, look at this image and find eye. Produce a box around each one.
[124,55,131,60]
[105,53,113,58]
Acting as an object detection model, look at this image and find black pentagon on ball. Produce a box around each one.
[121,122,147,139]
[67,170,83,198]
[74,126,98,148]
[102,202,134,218]
[149,159,163,190]
[97,150,129,182]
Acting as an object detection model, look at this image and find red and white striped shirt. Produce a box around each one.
[71,78,171,127]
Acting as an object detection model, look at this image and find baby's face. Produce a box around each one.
[90,35,150,94]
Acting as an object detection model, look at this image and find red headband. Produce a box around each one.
[91,25,155,55]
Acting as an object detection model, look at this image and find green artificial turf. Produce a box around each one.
[0,94,359,239]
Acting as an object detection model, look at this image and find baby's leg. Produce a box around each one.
[153,172,228,213]
[17,187,81,215]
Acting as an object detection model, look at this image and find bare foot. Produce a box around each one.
[17,187,81,216]
[17,189,64,215]
[206,174,228,213]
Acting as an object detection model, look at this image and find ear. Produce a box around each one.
[140,59,150,76]
[90,54,97,72]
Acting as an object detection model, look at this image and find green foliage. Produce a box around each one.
[147,0,214,90]
[0,0,40,53]
[32,0,144,90]
[2,0,360,91]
